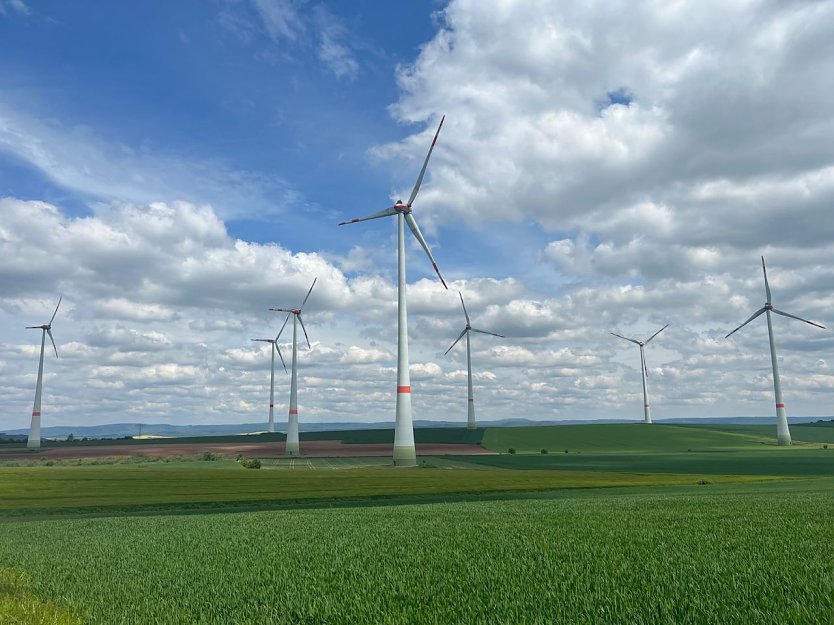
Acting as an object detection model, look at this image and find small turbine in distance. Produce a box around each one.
[269,278,316,457]
[610,323,668,424]
[250,335,287,433]
[444,292,504,429]
[338,116,448,467]
[26,297,62,450]
[725,256,825,446]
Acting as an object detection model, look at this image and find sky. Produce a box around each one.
[2,0,834,432]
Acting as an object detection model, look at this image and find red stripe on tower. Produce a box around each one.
[32,411,40,417]
[644,404,650,408]
[289,409,298,414]
[776,403,785,408]
[397,386,411,394]
[468,398,474,402]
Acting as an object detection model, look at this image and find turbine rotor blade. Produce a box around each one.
[338,206,397,226]
[300,277,317,309]
[269,307,294,313]
[459,292,470,326]
[251,339,272,343]
[444,328,467,355]
[404,212,447,288]
[276,313,291,341]
[275,343,288,373]
[407,115,445,207]
[725,306,767,338]
[762,256,772,304]
[610,332,641,345]
[644,323,669,344]
[470,327,504,338]
[770,308,826,330]
[47,328,58,358]
[297,314,311,350]
[49,296,62,326]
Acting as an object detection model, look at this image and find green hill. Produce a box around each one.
[481,423,773,453]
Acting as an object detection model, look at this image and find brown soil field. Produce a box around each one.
[0,440,494,460]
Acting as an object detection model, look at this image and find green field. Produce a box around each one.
[1,480,832,624]
[1,422,833,624]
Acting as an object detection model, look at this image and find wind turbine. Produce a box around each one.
[338,116,448,467]
[269,278,316,456]
[725,256,825,445]
[26,297,61,450]
[250,335,287,433]
[611,324,668,424]
[444,292,503,429]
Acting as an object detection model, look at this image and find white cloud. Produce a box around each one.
[251,0,303,41]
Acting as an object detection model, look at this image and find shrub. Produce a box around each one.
[508,448,516,455]
[201,451,219,461]
[824,444,828,450]
[697,479,711,485]
[239,458,261,469]
[540,449,548,455]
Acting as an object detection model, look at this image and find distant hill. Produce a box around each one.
[3,416,830,440]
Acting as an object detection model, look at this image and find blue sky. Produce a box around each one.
[2,0,834,432]
[1,2,433,243]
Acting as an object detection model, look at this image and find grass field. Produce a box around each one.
[1,422,833,624]
[1,479,832,624]
[481,422,834,453]
[0,463,761,519]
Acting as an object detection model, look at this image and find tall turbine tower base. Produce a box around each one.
[775,408,791,446]
[285,438,300,456]
[393,386,417,466]
[27,415,41,450]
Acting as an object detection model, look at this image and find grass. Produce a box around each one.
[454,447,834,476]
[481,423,775,453]
[0,567,81,624]
[481,423,834,454]
[0,464,762,519]
[2,422,833,623]
[0,480,832,624]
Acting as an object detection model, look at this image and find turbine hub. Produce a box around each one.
[292,309,301,314]
[765,303,773,310]
[394,202,411,214]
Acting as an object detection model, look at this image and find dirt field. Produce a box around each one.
[0,440,494,460]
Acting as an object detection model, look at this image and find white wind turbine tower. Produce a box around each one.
[339,116,448,467]
[26,297,61,450]
[445,292,504,429]
[725,256,825,445]
[269,278,317,456]
[611,324,669,424]
[250,335,287,433]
